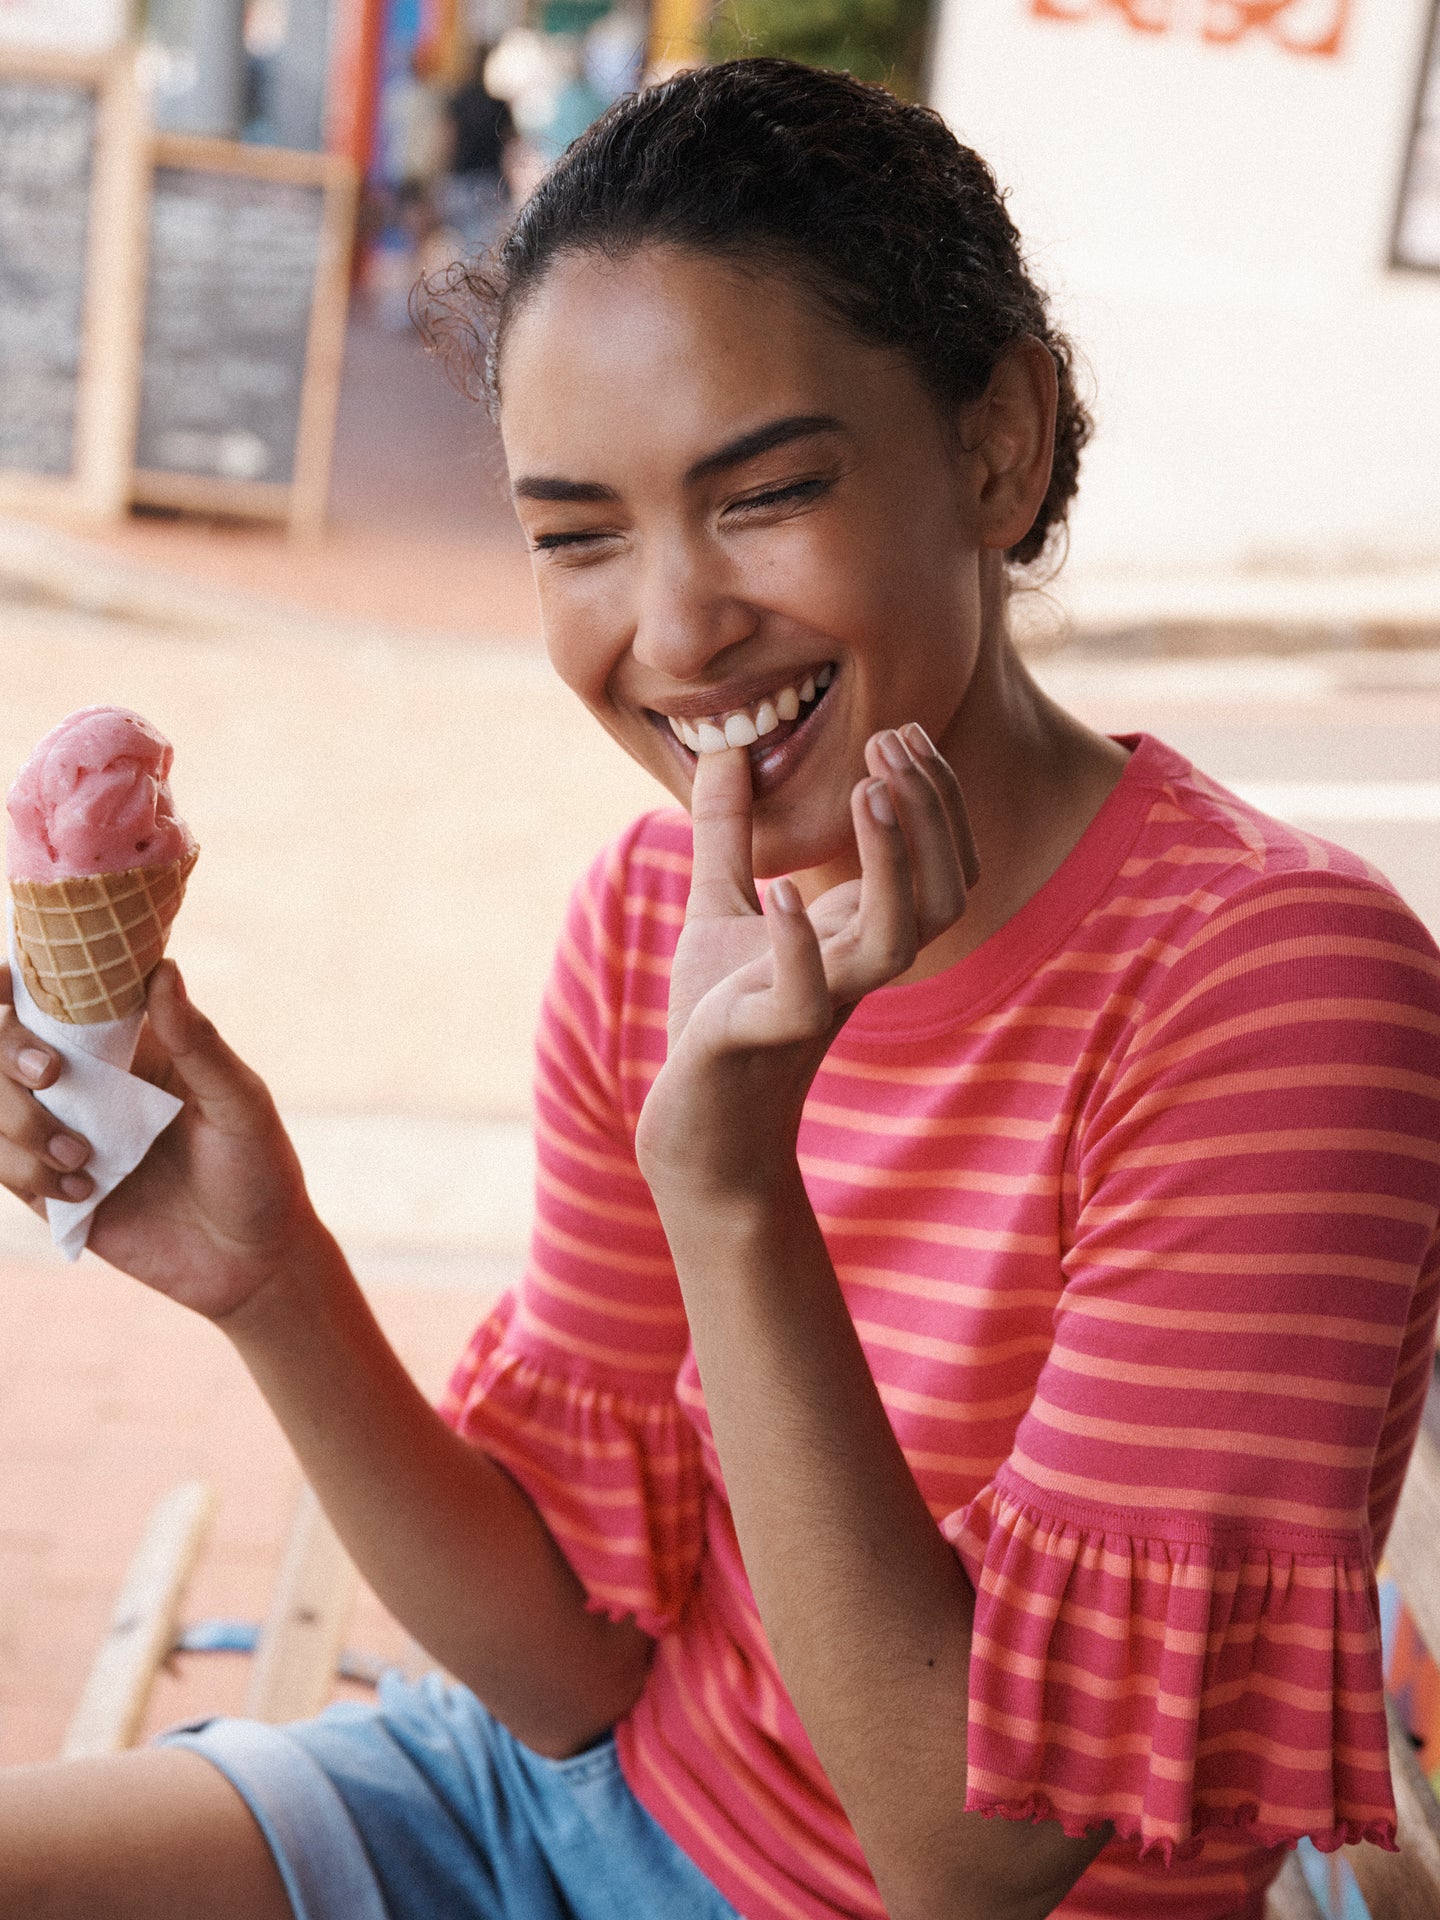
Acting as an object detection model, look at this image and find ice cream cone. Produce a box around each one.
[10,849,198,1025]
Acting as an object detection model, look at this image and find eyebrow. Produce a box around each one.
[511,413,846,504]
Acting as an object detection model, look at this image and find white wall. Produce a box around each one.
[0,0,131,53]
[930,0,1440,599]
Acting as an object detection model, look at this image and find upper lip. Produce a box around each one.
[642,661,834,724]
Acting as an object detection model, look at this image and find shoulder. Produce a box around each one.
[1119,735,1440,1011]
[562,808,692,979]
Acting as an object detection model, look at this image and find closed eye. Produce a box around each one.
[725,477,832,518]
[530,527,618,552]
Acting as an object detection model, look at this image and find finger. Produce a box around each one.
[820,775,918,1003]
[144,963,270,1135]
[902,724,981,889]
[0,1062,93,1183]
[0,1143,94,1206]
[687,745,760,919]
[754,877,832,1041]
[865,731,967,944]
[0,1002,63,1091]
[0,1120,93,1207]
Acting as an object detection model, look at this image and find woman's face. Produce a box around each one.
[499,245,993,884]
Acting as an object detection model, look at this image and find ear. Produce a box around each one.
[962,339,1058,554]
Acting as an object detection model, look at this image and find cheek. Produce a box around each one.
[763,500,961,647]
[535,576,625,709]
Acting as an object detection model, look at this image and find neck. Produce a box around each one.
[898,586,1130,985]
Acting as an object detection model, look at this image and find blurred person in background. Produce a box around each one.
[441,45,516,260]
[1,57,1437,1920]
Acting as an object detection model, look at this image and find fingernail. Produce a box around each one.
[769,876,803,913]
[877,730,910,772]
[902,723,937,758]
[170,964,188,1004]
[18,1047,51,1082]
[59,1173,92,1201]
[49,1135,86,1170]
[867,779,897,826]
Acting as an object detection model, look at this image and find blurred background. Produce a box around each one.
[1,6,1439,1910]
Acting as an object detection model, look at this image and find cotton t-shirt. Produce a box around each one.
[440,735,1440,1920]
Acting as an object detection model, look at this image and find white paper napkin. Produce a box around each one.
[7,905,185,1261]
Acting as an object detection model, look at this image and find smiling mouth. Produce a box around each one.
[650,663,835,759]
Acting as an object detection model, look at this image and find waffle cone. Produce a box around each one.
[10,849,198,1025]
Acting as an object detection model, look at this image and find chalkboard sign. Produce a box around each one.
[132,136,356,534]
[0,76,95,474]
[0,49,143,520]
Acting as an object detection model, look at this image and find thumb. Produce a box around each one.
[144,962,268,1133]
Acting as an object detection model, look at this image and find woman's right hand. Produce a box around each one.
[0,959,323,1322]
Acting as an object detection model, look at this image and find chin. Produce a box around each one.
[750,814,857,885]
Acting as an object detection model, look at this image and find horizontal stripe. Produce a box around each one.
[1045,1343,1394,1409]
[1056,1292,1405,1348]
[1027,1393,1377,1470]
[1009,1447,1368,1533]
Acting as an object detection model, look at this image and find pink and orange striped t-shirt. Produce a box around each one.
[439,734,1440,1920]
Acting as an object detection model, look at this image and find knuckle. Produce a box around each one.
[16,1103,56,1154]
[0,1087,41,1148]
[875,935,916,977]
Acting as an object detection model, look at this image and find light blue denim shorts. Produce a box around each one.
[158,1671,742,1920]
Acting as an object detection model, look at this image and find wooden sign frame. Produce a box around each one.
[0,46,147,523]
[130,135,358,538]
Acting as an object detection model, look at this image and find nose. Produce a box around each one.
[630,530,756,684]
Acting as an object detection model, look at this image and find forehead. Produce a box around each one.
[497,246,908,472]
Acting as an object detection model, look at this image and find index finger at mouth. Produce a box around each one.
[687,745,761,918]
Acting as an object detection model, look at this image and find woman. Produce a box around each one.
[2,58,1437,1920]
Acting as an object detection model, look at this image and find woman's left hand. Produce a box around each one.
[635,723,979,1203]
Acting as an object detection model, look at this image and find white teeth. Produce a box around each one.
[670,666,832,756]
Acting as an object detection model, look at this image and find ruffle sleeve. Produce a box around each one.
[936,869,1440,1864]
[943,1474,1396,1863]
[440,1292,705,1638]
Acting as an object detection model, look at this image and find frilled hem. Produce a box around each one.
[440,1293,704,1640]
[964,1788,1397,1867]
[582,1591,679,1641]
[944,1473,1398,1865]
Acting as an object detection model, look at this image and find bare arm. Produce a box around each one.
[635,735,1110,1920]
[218,1229,651,1754]
[0,964,650,1757]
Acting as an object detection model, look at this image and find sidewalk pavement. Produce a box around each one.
[0,1253,503,1767]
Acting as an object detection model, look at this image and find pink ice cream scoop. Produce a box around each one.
[6,707,197,883]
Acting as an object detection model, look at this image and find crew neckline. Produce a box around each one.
[839,732,1177,1045]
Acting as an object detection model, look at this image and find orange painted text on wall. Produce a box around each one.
[1028,0,1353,57]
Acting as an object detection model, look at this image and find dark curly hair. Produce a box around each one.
[421,57,1091,570]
